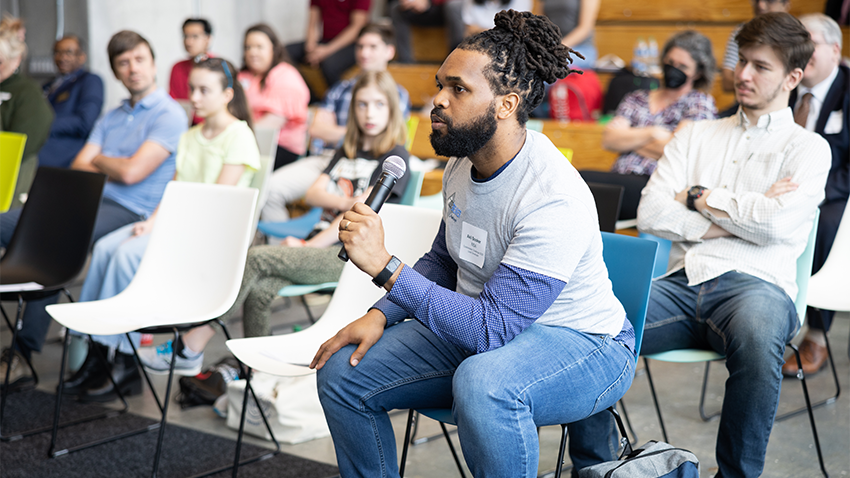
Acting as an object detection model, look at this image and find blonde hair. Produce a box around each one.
[343,71,407,159]
[0,14,26,62]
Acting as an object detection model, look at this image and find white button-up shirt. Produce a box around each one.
[637,107,831,299]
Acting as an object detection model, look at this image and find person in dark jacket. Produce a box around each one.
[782,13,850,377]
[40,35,104,169]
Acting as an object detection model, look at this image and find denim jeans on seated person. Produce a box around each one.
[572,269,799,478]
[317,319,635,478]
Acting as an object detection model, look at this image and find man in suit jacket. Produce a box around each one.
[39,35,104,168]
[783,13,850,377]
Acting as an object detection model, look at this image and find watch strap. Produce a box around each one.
[373,255,402,288]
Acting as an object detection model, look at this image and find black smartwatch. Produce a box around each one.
[373,255,402,288]
[686,185,707,212]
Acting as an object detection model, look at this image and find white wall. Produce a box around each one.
[87,0,310,110]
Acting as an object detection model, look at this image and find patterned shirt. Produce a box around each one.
[311,78,411,154]
[637,108,831,299]
[610,89,717,176]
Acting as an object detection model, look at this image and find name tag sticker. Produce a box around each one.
[459,222,487,268]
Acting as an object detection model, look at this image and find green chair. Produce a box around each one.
[0,132,27,213]
[642,209,829,477]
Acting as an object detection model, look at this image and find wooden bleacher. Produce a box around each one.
[301,0,843,195]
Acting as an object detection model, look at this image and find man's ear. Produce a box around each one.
[497,92,521,120]
[785,67,804,92]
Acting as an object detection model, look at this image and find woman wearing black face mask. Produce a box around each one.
[586,30,717,221]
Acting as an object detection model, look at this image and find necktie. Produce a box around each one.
[795,92,813,128]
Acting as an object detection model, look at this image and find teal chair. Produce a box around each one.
[642,210,828,477]
[275,169,426,324]
[399,232,659,478]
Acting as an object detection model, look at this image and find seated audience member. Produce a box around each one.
[40,35,104,169]
[575,13,830,477]
[462,0,533,38]
[721,0,790,93]
[0,15,53,208]
[0,30,187,391]
[240,24,310,170]
[138,71,410,375]
[287,0,371,87]
[311,11,636,476]
[781,13,849,377]
[543,0,600,70]
[169,18,214,124]
[590,30,716,220]
[260,23,412,223]
[64,59,259,402]
[390,0,464,64]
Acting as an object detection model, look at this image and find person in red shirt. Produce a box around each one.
[286,0,371,87]
[169,18,213,124]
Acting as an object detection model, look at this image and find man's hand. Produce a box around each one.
[765,176,798,198]
[132,218,155,236]
[675,188,689,206]
[338,203,393,278]
[306,44,332,67]
[607,116,630,130]
[310,309,386,369]
[400,0,431,13]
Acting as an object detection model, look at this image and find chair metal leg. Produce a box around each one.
[776,330,841,422]
[554,424,568,478]
[149,329,180,477]
[784,344,830,477]
[616,399,639,446]
[180,320,280,478]
[642,358,669,442]
[50,333,157,458]
[399,409,415,478]
[698,361,721,422]
[1,296,45,442]
[439,421,467,478]
[299,296,317,324]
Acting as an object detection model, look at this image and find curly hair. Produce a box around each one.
[456,10,580,125]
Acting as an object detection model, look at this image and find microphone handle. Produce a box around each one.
[338,173,398,262]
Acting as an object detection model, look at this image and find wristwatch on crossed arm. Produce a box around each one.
[686,186,707,212]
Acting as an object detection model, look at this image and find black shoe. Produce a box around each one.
[0,348,35,392]
[59,341,110,395]
[77,352,142,403]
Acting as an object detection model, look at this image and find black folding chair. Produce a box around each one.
[0,167,108,441]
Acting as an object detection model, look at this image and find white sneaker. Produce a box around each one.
[138,341,203,376]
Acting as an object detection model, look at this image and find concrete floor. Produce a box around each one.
[2,281,849,478]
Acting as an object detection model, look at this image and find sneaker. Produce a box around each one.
[138,341,203,376]
[0,348,35,391]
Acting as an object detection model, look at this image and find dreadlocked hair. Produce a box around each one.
[458,9,581,125]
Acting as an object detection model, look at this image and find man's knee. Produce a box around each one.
[452,355,505,413]
[316,345,357,404]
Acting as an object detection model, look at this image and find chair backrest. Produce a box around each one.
[406,116,419,151]
[808,202,850,311]
[0,132,27,213]
[249,152,275,231]
[400,169,425,206]
[600,232,658,359]
[254,127,280,158]
[118,182,258,324]
[637,231,672,279]
[588,182,624,233]
[304,204,443,337]
[0,167,106,287]
[793,208,820,322]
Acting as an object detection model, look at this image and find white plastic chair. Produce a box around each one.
[45,182,273,477]
[250,152,275,233]
[225,204,442,377]
[254,126,279,158]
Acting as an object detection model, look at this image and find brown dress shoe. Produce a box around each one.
[782,338,828,377]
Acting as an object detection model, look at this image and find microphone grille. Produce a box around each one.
[382,155,407,179]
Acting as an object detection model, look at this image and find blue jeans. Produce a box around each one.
[69,224,149,354]
[316,319,635,478]
[574,270,798,478]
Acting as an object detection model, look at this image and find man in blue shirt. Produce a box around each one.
[0,31,186,395]
[39,35,104,169]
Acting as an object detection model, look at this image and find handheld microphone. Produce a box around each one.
[338,155,407,262]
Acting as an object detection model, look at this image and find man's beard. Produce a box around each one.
[430,102,498,158]
[738,80,783,111]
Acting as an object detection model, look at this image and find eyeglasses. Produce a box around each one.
[54,49,82,57]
